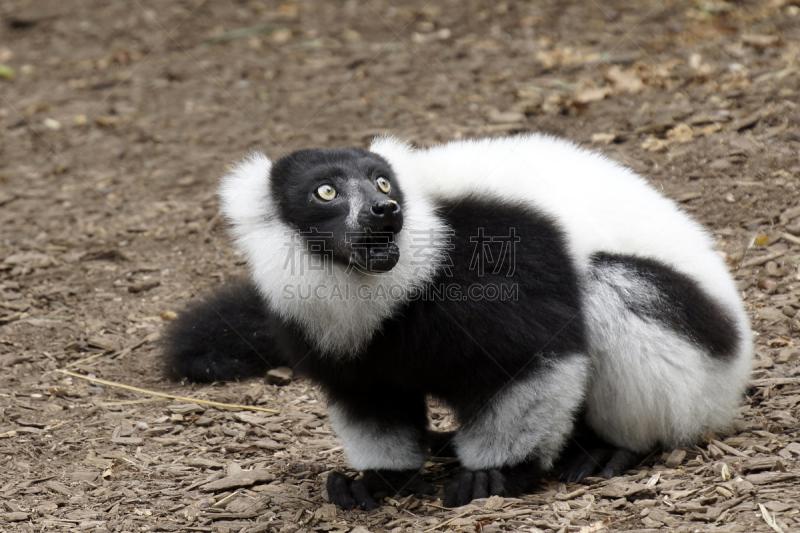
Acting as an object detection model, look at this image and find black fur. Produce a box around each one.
[589,252,740,358]
[298,197,585,419]
[161,280,288,382]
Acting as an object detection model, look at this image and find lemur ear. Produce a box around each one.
[218,151,273,227]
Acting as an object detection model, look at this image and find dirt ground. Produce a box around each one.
[1,0,800,531]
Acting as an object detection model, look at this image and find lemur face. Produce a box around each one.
[270,147,405,273]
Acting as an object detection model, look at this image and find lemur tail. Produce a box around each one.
[161,279,288,383]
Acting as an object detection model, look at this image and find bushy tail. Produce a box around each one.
[161,279,287,382]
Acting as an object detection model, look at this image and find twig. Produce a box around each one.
[66,351,108,368]
[66,333,156,367]
[740,251,784,269]
[781,232,800,246]
[212,491,239,508]
[57,369,279,413]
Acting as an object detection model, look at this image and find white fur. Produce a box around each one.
[454,356,589,470]
[582,263,751,452]
[370,134,752,455]
[327,403,427,471]
[218,149,451,357]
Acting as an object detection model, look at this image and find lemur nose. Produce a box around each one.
[370,200,400,217]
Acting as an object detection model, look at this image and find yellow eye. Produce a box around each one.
[376,176,391,194]
[316,184,337,201]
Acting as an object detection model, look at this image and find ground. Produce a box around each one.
[1,0,799,532]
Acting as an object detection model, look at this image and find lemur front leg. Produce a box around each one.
[325,388,433,510]
[445,356,589,507]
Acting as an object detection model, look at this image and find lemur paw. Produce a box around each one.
[327,470,432,510]
[443,469,506,507]
[558,446,643,484]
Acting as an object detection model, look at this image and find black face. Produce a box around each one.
[270,147,405,274]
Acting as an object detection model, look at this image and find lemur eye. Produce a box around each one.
[376,176,391,194]
[315,184,337,201]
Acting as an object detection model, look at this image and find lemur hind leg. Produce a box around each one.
[325,387,432,510]
[444,356,589,507]
[556,419,647,483]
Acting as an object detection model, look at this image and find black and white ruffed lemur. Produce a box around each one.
[162,135,752,509]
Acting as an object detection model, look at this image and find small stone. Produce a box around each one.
[781,306,796,318]
[757,277,776,291]
[2,512,29,522]
[267,366,294,386]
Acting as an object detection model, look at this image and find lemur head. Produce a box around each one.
[269,147,405,273]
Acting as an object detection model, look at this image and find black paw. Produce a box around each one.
[558,445,643,483]
[443,459,542,507]
[326,469,432,510]
[443,469,506,507]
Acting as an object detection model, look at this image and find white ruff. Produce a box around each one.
[218,149,451,357]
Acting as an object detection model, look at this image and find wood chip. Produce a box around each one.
[711,440,748,458]
[598,481,656,500]
[675,191,702,202]
[745,472,798,485]
[555,488,586,501]
[2,512,30,522]
[665,449,686,468]
[742,457,785,473]
[266,367,294,386]
[44,480,72,496]
[200,470,276,492]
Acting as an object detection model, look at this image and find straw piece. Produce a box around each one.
[57,369,279,413]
